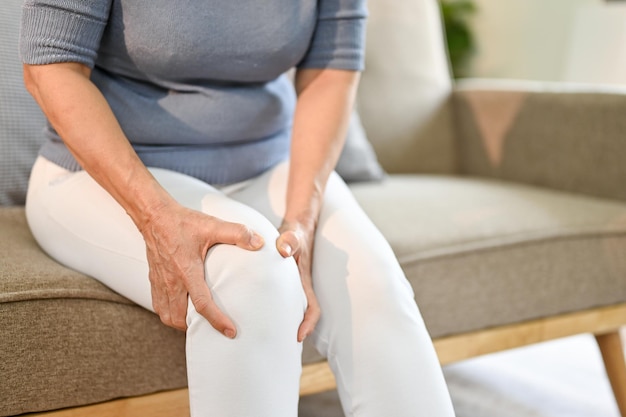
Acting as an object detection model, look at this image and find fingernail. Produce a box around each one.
[281,243,292,256]
[224,328,236,339]
[250,233,264,249]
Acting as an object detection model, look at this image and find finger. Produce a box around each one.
[185,262,237,338]
[149,269,171,325]
[151,275,187,331]
[167,283,190,331]
[298,303,321,342]
[297,259,318,342]
[192,291,237,339]
[276,230,300,258]
[211,220,264,251]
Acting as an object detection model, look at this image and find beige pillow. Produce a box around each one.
[357,0,457,174]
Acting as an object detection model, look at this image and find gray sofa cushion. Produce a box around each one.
[0,208,187,416]
[351,176,626,338]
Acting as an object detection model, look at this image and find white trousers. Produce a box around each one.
[26,156,455,417]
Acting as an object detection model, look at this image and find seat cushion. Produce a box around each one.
[351,175,626,338]
[0,207,188,416]
[0,207,324,415]
[4,175,626,414]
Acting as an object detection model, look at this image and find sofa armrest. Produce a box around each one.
[453,79,626,202]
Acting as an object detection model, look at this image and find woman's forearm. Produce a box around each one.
[24,63,264,334]
[278,68,360,341]
[286,68,361,227]
[23,63,173,228]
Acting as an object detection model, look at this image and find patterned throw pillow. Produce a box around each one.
[335,111,385,183]
[0,1,47,206]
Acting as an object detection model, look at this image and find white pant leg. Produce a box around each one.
[26,157,306,417]
[187,193,305,417]
[229,163,456,417]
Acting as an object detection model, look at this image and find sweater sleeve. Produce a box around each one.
[297,0,367,71]
[20,0,113,68]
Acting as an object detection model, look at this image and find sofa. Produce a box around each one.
[2,0,626,415]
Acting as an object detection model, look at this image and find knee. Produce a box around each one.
[207,240,303,301]
[196,194,307,339]
[200,192,306,316]
[203,237,306,337]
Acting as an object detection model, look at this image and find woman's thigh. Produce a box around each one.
[227,161,413,307]
[228,163,417,345]
[25,157,298,313]
[228,163,452,416]
[27,157,159,309]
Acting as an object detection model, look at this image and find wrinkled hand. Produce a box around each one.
[276,220,321,342]
[140,202,264,337]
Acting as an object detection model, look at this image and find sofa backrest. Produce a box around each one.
[357,0,457,175]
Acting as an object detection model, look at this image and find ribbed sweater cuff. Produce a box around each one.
[20,5,106,67]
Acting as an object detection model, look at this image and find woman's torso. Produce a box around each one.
[42,0,318,184]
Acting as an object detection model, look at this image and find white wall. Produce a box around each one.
[563,3,626,85]
[466,0,620,83]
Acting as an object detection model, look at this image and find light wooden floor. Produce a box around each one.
[26,390,190,417]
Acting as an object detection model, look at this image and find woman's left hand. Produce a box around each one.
[276,220,321,342]
[276,67,360,342]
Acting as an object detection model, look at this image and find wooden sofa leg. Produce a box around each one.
[595,330,626,417]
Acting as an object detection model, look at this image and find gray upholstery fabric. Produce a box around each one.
[1,299,187,416]
[0,208,129,304]
[351,176,626,337]
[0,208,187,416]
[0,3,47,206]
[454,82,626,202]
[405,234,626,339]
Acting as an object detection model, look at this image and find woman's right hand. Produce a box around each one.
[139,201,265,337]
[24,62,263,337]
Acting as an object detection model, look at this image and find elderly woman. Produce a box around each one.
[20,0,456,415]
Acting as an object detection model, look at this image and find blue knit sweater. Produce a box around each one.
[20,0,367,184]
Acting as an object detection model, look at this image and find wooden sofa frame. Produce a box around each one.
[29,303,626,417]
